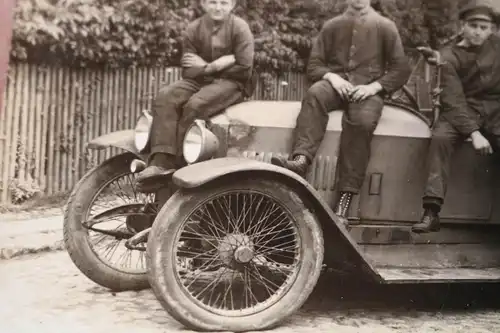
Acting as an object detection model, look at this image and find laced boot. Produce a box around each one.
[412,208,440,233]
[334,192,353,226]
[270,154,309,176]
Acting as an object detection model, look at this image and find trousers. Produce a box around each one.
[423,118,500,208]
[292,80,384,193]
[150,78,243,159]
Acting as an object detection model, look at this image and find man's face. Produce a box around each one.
[201,0,235,22]
[347,0,371,10]
[463,20,495,46]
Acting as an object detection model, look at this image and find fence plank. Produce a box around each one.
[17,63,30,182]
[25,64,36,185]
[1,66,14,202]
[39,66,50,190]
[34,66,44,189]
[46,67,56,195]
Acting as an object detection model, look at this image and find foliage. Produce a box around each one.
[11,0,192,67]
[10,177,42,204]
[10,136,41,204]
[11,0,470,72]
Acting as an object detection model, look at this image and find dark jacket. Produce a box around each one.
[181,14,255,96]
[439,34,500,136]
[307,6,411,96]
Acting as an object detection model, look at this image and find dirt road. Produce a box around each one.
[2,251,500,333]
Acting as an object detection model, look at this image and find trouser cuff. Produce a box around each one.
[151,144,177,156]
[422,196,443,212]
[338,186,360,194]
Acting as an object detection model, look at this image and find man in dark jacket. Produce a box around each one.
[136,0,254,184]
[271,0,411,224]
[413,0,500,233]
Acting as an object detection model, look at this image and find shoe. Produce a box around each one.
[334,192,353,227]
[135,166,175,193]
[271,154,309,176]
[411,209,440,233]
[136,165,170,183]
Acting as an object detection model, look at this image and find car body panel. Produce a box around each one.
[87,129,148,160]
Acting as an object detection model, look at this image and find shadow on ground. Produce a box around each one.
[304,272,500,314]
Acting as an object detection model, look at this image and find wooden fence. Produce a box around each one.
[0,64,311,203]
[0,62,430,204]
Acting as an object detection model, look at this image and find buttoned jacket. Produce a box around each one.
[181,14,255,96]
[307,6,411,95]
[439,34,500,136]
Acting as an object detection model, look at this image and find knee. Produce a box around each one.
[154,82,186,107]
[304,81,331,104]
[154,84,174,103]
[345,98,383,131]
[183,96,205,115]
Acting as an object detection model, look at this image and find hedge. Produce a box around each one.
[11,0,472,72]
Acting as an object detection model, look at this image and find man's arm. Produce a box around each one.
[219,19,254,81]
[181,24,208,80]
[307,24,334,83]
[376,20,412,95]
[439,53,480,136]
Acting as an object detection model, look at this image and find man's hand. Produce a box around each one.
[205,55,236,74]
[470,131,493,155]
[349,82,383,103]
[323,73,353,99]
[182,53,207,68]
[417,46,441,66]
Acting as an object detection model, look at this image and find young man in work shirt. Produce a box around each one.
[413,0,500,233]
[271,0,411,225]
[136,0,254,184]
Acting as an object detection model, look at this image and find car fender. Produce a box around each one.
[173,157,383,283]
[87,130,144,157]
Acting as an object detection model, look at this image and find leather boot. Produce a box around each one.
[271,154,309,176]
[334,192,353,226]
[411,208,440,233]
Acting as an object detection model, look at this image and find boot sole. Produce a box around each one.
[136,170,176,193]
[411,225,440,233]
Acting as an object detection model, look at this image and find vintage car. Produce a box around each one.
[63,49,500,332]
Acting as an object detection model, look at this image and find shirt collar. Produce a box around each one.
[344,5,374,19]
[202,14,231,34]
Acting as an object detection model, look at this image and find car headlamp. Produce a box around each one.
[134,110,152,152]
[183,120,219,164]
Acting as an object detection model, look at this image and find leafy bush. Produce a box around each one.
[11,0,467,71]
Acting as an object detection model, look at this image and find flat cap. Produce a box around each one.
[459,0,500,24]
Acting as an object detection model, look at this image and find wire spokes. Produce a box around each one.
[174,189,302,316]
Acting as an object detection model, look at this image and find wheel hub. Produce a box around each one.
[234,246,254,263]
[218,233,254,266]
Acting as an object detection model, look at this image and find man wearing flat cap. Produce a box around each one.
[412,0,500,233]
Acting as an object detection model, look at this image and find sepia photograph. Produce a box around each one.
[2,0,500,332]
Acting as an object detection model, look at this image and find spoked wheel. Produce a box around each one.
[147,178,324,332]
[64,153,170,291]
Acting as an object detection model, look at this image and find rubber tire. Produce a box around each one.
[147,178,324,332]
[64,152,150,291]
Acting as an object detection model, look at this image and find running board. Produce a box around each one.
[378,267,500,284]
